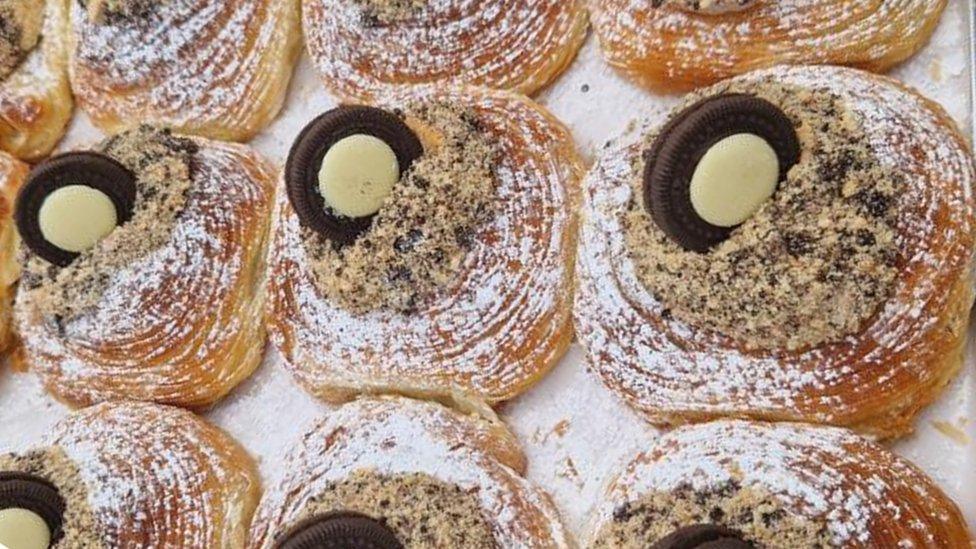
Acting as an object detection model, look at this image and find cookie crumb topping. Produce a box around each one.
[655,0,754,14]
[0,0,42,80]
[624,80,901,351]
[20,126,196,322]
[304,101,497,315]
[357,0,426,25]
[292,470,496,548]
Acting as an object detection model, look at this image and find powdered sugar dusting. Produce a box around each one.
[266,86,581,404]
[303,0,588,100]
[16,139,274,408]
[249,396,571,547]
[574,65,976,435]
[48,401,258,547]
[586,421,971,546]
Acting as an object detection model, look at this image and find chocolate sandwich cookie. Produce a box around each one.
[286,106,424,245]
[0,472,65,548]
[652,524,753,549]
[643,93,799,252]
[15,151,137,267]
[277,512,403,549]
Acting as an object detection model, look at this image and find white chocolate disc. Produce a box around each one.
[689,133,779,228]
[0,508,51,549]
[38,185,119,253]
[318,134,400,218]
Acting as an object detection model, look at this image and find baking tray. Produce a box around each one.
[0,0,974,540]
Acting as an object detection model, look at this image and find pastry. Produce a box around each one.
[68,0,301,141]
[302,0,588,101]
[574,65,975,438]
[0,401,259,547]
[0,151,24,355]
[14,125,274,408]
[266,86,582,405]
[248,395,572,547]
[0,0,73,161]
[591,1,947,92]
[584,420,973,547]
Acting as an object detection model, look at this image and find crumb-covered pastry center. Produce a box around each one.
[660,0,755,14]
[625,81,901,351]
[20,126,196,322]
[357,0,427,24]
[304,102,497,314]
[0,0,43,80]
[288,470,497,548]
[0,449,103,548]
[591,482,830,548]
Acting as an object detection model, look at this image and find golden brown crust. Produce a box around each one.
[266,86,582,406]
[68,0,301,141]
[0,151,24,355]
[591,0,947,92]
[14,137,275,409]
[574,66,976,439]
[50,401,260,547]
[585,421,974,547]
[248,396,572,547]
[303,0,589,101]
[0,0,73,161]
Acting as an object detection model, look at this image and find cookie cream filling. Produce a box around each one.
[0,449,104,547]
[288,470,497,548]
[592,482,831,548]
[304,102,497,314]
[20,126,196,322]
[0,0,42,80]
[624,79,901,351]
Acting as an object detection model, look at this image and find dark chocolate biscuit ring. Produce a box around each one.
[652,524,754,549]
[0,472,66,545]
[643,93,800,252]
[15,151,137,267]
[286,106,424,246]
[276,511,403,549]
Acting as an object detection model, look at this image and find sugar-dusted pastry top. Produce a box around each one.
[15,126,274,407]
[574,65,975,435]
[69,0,300,139]
[303,0,588,100]
[268,86,581,404]
[250,396,571,547]
[586,421,972,547]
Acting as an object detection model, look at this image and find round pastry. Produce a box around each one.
[584,420,973,547]
[591,1,947,92]
[302,0,588,101]
[0,0,73,161]
[0,151,25,355]
[0,401,259,547]
[68,0,302,141]
[574,65,976,438]
[248,396,572,547]
[266,86,582,405]
[14,125,274,408]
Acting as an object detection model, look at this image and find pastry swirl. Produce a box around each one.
[0,0,73,161]
[0,151,23,354]
[302,0,588,101]
[68,0,301,141]
[267,86,582,405]
[249,396,572,547]
[574,65,975,438]
[15,132,274,408]
[0,401,260,547]
[585,420,973,547]
[591,0,947,92]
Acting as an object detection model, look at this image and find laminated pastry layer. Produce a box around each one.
[16,127,275,408]
[573,65,976,437]
[249,397,571,548]
[303,0,588,100]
